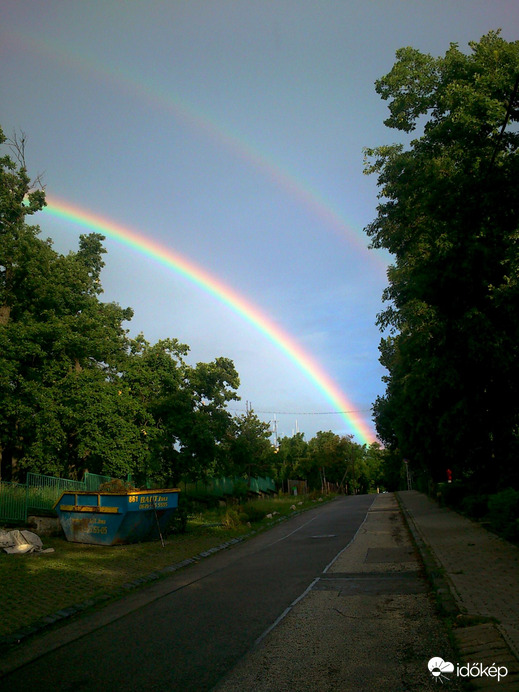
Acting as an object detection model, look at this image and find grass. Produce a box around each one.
[0,493,327,640]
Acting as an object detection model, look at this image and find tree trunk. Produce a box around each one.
[0,304,10,325]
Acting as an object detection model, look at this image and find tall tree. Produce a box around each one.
[122,338,240,484]
[0,128,140,478]
[364,32,519,488]
[225,409,274,483]
[274,432,308,484]
[0,127,242,483]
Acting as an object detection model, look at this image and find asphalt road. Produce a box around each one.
[1,494,374,692]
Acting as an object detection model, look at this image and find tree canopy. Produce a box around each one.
[364,32,519,489]
[0,127,240,483]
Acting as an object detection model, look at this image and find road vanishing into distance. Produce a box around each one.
[1,496,375,691]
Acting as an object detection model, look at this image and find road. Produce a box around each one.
[1,495,374,691]
[215,493,464,691]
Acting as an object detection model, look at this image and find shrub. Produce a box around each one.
[167,495,189,534]
[437,481,466,509]
[232,480,249,500]
[222,508,242,529]
[460,494,489,520]
[241,505,265,523]
[487,488,519,541]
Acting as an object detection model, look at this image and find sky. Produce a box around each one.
[2,1,518,446]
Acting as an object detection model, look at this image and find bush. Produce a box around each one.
[487,488,519,542]
[460,494,489,520]
[167,495,189,534]
[437,481,466,509]
[222,508,242,529]
[241,505,265,523]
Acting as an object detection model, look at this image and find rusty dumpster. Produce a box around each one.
[54,489,180,545]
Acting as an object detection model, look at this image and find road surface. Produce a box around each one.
[1,495,374,691]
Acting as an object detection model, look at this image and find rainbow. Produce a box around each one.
[42,196,375,445]
[14,31,388,271]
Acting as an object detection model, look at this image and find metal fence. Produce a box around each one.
[26,473,85,513]
[83,472,112,491]
[0,481,28,523]
[1,472,275,523]
[1,472,114,523]
[180,476,276,498]
[26,472,112,512]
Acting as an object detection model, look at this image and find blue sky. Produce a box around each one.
[2,1,518,444]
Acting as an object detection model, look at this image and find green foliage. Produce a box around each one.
[275,432,387,494]
[240,504,265,523]
[0,127,239,484]
[222,508,242,529]
[223,409,275,481]
[437,481,467,510]
[232,479,249,499]
[487,488,519,541]
[0,126,390,494]
[274,432,308,481]
[364,32,519,489]
[439,484,519,543]
[460,494,489,520]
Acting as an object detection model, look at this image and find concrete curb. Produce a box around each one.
[395,491,459,617]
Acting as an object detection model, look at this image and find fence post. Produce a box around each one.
[24,478,28,522]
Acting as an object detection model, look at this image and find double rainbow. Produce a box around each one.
[43,197,375,445]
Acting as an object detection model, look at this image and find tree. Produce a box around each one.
[0,129,45,327]
[0,127,246,483]
[175,357,240,483]
[301,431,364,492]
[358,441,387,493]
[364,32,519,489]
[274,433,308,485]
[224,409,274,483]
[0,228,138,478]
[121,338,240,485]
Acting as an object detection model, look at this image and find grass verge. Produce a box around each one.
[0,493,328,642]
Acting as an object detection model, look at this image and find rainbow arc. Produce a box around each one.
[43,196,376,445]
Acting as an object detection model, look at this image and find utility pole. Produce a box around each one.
[270,415,278,449]
[404,459,412,490]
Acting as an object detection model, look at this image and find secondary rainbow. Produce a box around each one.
[43,196,375,445]
[16,31,388,273]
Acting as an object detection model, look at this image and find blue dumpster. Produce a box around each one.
[54,489,180,545]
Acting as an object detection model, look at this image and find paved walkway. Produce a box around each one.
[398,490,519,688]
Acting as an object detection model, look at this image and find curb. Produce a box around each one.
[395,492,458,617]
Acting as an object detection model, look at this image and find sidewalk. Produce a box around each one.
[216,493,466,691]
[397,490,519,687]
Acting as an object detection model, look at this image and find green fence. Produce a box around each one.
[2,473,275,524]
[26,473,85,513]
[1,472,114,523]
[0,481,28,523]
[83,472,112,491]
[180,476,276,498]
[26,472,112,512]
